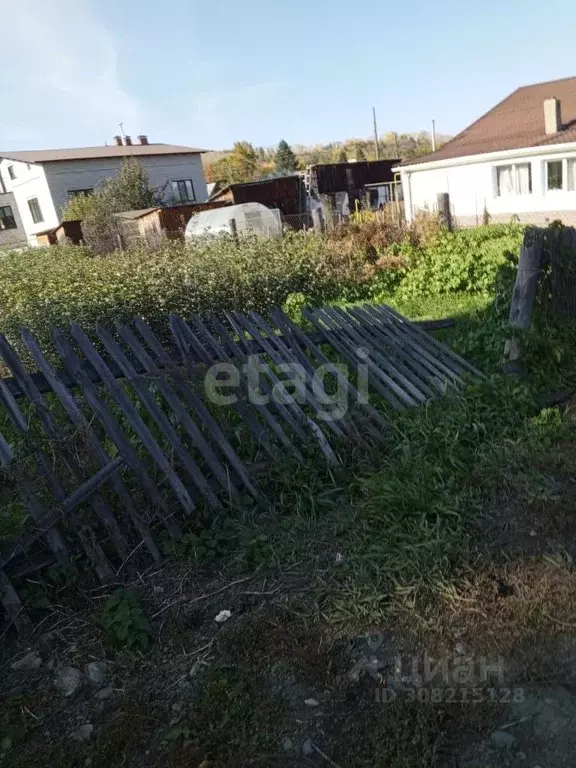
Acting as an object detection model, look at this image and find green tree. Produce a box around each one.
[355,144,367,162]
[274,139,299,174]
[62,158,163,253]
[205,142,260,185]
[337,148,348,163]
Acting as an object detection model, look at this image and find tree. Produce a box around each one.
[204,142,260,185]
[337,148,348,163]
[62,158,163,253]
[274,139,299,174]
[355,144,367,162]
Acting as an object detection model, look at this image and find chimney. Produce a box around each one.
[123,135,133,146]
[137,135,149,145]
[544,98,562,135]
[113,135,122,146]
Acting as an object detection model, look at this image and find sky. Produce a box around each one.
[3,0,576,152]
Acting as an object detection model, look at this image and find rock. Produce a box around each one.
[302,739,314,756]
[282,736,294,752]
[214,610,232,623]
[516,753,526,761]
[304,697,320,707]
[454,642,466,656]
[334,552,344,565]
[54,666,82,697]
[85,661,109,686]
[153,585,164,594]
[94,686,114,701]
[489,730,516,749]
[70,723,94,743]
[11,652,42,671]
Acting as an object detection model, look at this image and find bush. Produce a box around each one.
[0,232,369,351]
[395,223,524,299]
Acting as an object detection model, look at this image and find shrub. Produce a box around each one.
[0,232,369,351]
[396,223,524,299]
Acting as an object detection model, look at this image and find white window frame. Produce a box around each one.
[545,159,567,192]
[27,197,44,225]
[172,179,196,203]
[494,162,532,197]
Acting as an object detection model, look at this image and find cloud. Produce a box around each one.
[0,0,142,148]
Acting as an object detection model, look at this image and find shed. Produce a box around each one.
[209,176,305,217]
[35,220,84,246]
[114,201,231,247]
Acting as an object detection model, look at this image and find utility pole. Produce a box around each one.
[373,107,380,161]
[394,131,400,159]
[431,119,437,152]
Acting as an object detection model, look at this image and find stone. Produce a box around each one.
[54,666,82,697]
[454,642,466,656]
[85,661,109,686]
[11,652,42,671]
[489,730,516,749]
[302,739,314,756]
[334,552,344,565]
[304,697,320,707]
[214,610,232,623]
[94,687,114,701]
[282,737,294,752]
[70,724,94,743]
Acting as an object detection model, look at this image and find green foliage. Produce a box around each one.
[101,588,152,650]
[274,139,299,174]
[62,192,96,222]
[395,223,524,299]
[61,158,163,253]
[0,233,369,351]
[355,144,367,161]
[206,141,260,185]
[337,148,348,163]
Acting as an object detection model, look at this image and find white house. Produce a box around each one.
[395,77,576,227]
[0,135,208,248]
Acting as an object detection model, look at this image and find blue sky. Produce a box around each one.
[3,0,576,152]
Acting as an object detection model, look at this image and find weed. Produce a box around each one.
[101,588,152,651]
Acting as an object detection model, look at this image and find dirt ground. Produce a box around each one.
[3,438,576,766]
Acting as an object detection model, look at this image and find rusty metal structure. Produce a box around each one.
[0,304,482,632]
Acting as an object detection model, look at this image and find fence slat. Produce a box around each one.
[52,327,182,540]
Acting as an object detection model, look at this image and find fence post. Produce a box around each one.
[503,227,544,373]
[437,192,453,231]
[229,217,239,245]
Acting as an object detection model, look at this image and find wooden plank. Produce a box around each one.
[270,309,390,433]
[69,323,197,518]
[319,306,430,403]
[21,328,160,562]
[0,333,131,562]
[351,305,456,388]
[0,568,31,633]
[96,324,220,509]
[131,319,258,499]
[115,322,244,500]
[303,308,411,410]
[52,327,182,540]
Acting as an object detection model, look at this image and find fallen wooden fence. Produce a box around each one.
[0,305,479,632]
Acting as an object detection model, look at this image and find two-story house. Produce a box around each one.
[0,135,208,249]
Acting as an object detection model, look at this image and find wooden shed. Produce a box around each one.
[114,201,231,248]
[209,176,305,217]
[35,220,84,246]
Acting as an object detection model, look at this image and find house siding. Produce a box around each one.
[400,147,576,226]
[0,159,59,244]
[43,153,208,220]
[0,190,26,249]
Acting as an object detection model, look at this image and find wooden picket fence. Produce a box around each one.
[0,304,483,632]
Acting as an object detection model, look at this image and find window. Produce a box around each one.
[28,198,44,224]
[0,174,5,194]
[67,188,93,199]
[7,166,15,180]
[0,205,17,230]
[547,160,564,191]
[496,163,532,196]
[568,159,576,191]
[172,179,195,203]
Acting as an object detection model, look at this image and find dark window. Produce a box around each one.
[547,160,563,191]
[7,166,16,180]
[172,179,195,202]
[68,188,93,199]
[0,205,17,230]
[28,198,44,224]
[0,174,5,194]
